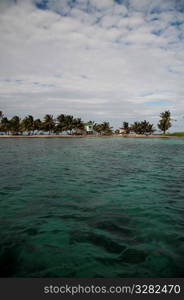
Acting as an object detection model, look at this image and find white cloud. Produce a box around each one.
[0,0,184,131]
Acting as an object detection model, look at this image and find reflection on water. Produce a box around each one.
[0,137,184,277]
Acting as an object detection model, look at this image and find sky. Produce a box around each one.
[0,0,184,131]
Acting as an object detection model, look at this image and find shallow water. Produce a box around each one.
[0,137,184,277]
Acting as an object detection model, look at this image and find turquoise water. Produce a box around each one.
[0,137,184,277]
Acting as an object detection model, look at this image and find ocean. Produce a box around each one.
[0,137,184,277]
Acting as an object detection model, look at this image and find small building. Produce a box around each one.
[119,128,126,134]
[84,122,94,134]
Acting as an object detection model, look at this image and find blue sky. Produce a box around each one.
[0,0,184,131]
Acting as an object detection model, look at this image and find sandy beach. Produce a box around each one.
[0,134,178,138]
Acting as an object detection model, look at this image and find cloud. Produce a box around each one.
[0,0,184,131]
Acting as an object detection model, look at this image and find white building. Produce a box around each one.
[119,128,126,134]
[84,123,94,134]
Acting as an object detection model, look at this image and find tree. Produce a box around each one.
[33,119,42,133]
[140,120,155,135]
[0,111,3,121]
[0,111,4,134]
[56,114,66,133]
[61,115,75,134]
[145,122,155,135]
[9,116,21,135]
[131,121,141,134]
[0,117,10,134]
[115,129,120,134]
[43,114,55,134]
[21,115,34,135]
[101,121,113,135]
[131,120,155,135]
[72,117,84,134]
[93,123,103,135]
[94,121,113,135]
[157,110,172,134]
[122,121,130,134]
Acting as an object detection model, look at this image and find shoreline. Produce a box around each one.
[0,134,182,138]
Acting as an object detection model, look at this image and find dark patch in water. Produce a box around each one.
[59,214,88,221]
[119,248,147,264]
[0,191,9,196]
[39,214,53,219]
[25,228,38,236]
[88,233,126,254]
[24,243,38,252]
[2,185,22,192]
[96,221,132,236]
[51,229,61,234]
[69,230,88,244]
[95,256,119,265]
[70,230,126,254]
[43,244,61,249]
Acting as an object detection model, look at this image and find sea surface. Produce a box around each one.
[0,137,184,277]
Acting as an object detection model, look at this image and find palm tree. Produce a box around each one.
[115,129,120,134]
[0,111,3,121]
[102,121,113,135]
[0,111,3,134]
[122,121,130,134]
[63,115,74,134]
[146,123,155,134]
[33,119,42,133]
[0,117,10,134]
[131,121,140,134]
[93,123,103,135]
[21,115,34,135]
[158,110,172,134]
[94,121,113,135]
[56,114,66,133]
[43,114,55,134]
[131,120,155,135]
[9,116,21,135]
[141,120,148,134]
[72,118,84,134]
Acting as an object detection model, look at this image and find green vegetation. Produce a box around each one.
[0,113,86,135]
[9,116,21,135]
[167,132,184,137]
[157,110,172,134]
[21,115,34,135]
[93,121,113,135]
[0,111,3,121]
[55,114,84,134]
[42,114,55,135]
[0,117,10,134]
[131,120,155,135]
[122,122,130,134]
[119,120,155,135]
[0,110,182,136]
